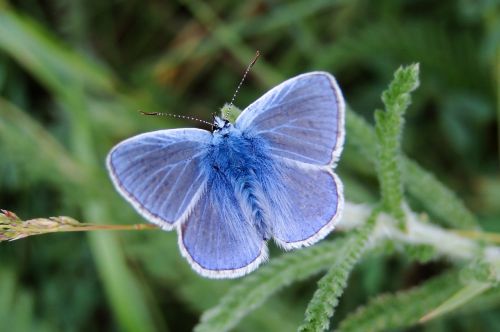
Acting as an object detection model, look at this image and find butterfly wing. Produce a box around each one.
[106,128,211,229]
[179,175,267,279]
[263,161,343,249]
[236,72,345,248]
[235,71,345,166]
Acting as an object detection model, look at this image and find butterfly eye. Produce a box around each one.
[212,116,227,132]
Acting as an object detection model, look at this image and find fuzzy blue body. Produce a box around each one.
[203,124,275,240]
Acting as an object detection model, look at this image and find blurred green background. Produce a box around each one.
[0,0,498,331]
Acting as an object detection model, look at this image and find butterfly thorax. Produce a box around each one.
[206,126,272,240]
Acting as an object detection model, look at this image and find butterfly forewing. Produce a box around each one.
[236,72,344,166]
[106,128,211,229]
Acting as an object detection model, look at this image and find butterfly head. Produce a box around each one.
[213,115,231,134]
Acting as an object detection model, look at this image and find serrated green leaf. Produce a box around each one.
[298,211,378,332]
[374,64,420,227]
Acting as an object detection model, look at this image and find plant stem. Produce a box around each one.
[452,230,500,244]
[38,223,158,233]
[1,218,158,242]
[339,202,500,279]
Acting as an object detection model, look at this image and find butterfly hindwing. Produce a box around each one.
[179,175,267,278]
[236,72,345,167]
[106,128,211,229]
[263,160,343,249]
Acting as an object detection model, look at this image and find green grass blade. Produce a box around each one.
[64,85,164,332]
[0,98,84,186]
[179,0,282,86]
[88,226,160,332]
[151,0,345,76]
[0,267,54,332]
[419,282,492,323]
[0,268,16,325]
[0,10,114,95]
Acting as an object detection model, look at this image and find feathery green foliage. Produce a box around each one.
[418,260,499,322]
[420,281,492,323]
[374,64,419,226]
[337,272,463,332]
[194,237,354,332]
[403,243,437,263]
[401,159,480,230]
[298,211,378,332]
[346,109,480,230]
[0,1,498,331]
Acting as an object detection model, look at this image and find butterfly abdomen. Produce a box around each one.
[207,129,272,239]
[233,171,270,240]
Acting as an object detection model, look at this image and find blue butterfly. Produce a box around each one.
[106,72,345,279]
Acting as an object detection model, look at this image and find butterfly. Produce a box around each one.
[106,72,345,279]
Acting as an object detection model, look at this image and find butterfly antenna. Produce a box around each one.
[225,50,260,119]
[140,111,213,130]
